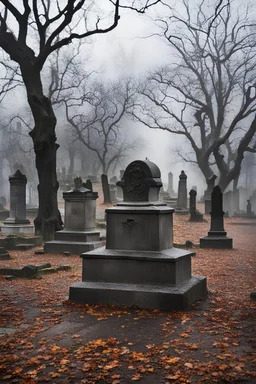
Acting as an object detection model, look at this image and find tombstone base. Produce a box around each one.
[0,253,11,260]
[4,217,30,225]
[190,211,205,222]
[69,246,207,310]
[69,276,207,310]
[200,235,233,249]
[1,224,34,234]
[175,208,189,215]
[44,230,102,255]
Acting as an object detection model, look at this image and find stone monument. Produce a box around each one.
[168,171,175,197]
[44,177,102,255]
[69,159,207,310]
[176,170,188,214]
[101,174,111,204]
[200,186,233,248]
[1,170,34,234]
[246,198,254,217]
[204,175,217,214]
[189,189,204,222]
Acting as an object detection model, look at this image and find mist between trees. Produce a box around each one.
[0,0,255,239]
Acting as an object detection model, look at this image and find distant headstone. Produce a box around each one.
[109,184,117,203]
[246,198,254,217]
[4,170,30,225]
[0,196,6,207]
[177,170,187,209]
[83,179,93,191]
[168,172,175,196]
[44,177,101,255]
[189,189,204,222]
[101,174,111,204]
[204,175,217,213]
[110,176,118,184]
[200,186,232,248]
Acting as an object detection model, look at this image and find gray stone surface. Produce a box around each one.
[69,159,207,310]
[101,174,111,204]
[106,205,174,251]
[4,170,30,225]
[44,240,102,255]
[81,247,194,286]
[177,170,187,209]
[45,177,101,255]
[200,186,233,248]
[69,276,207,310]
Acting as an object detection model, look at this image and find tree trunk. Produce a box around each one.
[22,67,63,241]
[68,149,75,178]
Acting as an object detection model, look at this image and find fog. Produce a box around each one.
[0,0,255,200]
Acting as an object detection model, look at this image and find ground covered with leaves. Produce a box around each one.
[0,213,255,383]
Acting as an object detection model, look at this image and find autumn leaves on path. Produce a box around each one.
[0,215,255,383]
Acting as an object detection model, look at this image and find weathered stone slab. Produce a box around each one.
[69,276,207,310]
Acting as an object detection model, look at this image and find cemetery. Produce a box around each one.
[0,159,255,383]
[0,1,255,383]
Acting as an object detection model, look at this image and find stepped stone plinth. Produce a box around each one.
[44,177,102,255]
[69,160,207,310]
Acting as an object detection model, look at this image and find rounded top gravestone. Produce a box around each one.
[117,159,162,202]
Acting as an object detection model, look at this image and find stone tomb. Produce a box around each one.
[69,160,207,310]
[200,186,233,249]
[1,170,34,234]
[44,177,102,255]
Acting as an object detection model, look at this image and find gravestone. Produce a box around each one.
[110,176,118,184]
[0,247,11,260]
[116,171,124,200]
[204,175,217,214]
[189,189,204,222]
[200,186,233,248]
[176,170,188,214]
[69,159,207,310]
[83,179,93,191]
[109,184,118,203]
[251,190,256,216]
[168,172,175,197]
[1,170,34,234]
[0,196,6,207]
[44,177,102,255]
[246,198,254,217]
[101,174,111,204]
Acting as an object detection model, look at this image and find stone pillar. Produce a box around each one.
[4,170,30,225]
[200,186,232,248]
[189,189,196,213]
[101,174,111,204]
[168,172,175,196]
[177,170,187,208]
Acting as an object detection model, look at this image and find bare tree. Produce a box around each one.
[63,78,141,174]
[133,0,256,191]
[0,0,161,239]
